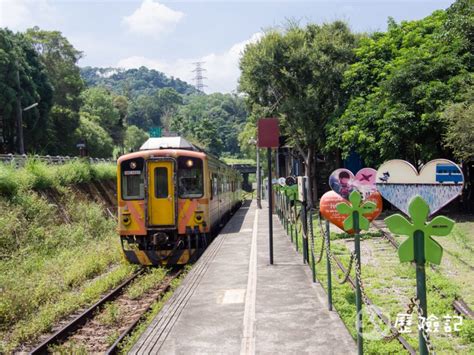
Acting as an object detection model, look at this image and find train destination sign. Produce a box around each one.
[376,159,464,216]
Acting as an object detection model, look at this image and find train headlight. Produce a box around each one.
[194,211,204,224]
[122,212,132,226]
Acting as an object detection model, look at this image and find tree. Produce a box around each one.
[80,87,124,145]
[74,113,114,158]
[156,88,182,130]
[25,27,84,155]
[0,29,53,153]
[124,125,149,152]
[127,94,161,130]
[326,2,473,167]
[239,22,357,204]
[443,89,474,161]
[170,93,247,157]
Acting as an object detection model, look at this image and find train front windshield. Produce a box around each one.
[178,157,203,198]
[121,158,144,200]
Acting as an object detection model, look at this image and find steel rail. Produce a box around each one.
[372,220,474,320]
[30,268,145,354]
[105,269,183,355]
[330,253,417,355]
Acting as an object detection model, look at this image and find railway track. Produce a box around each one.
[330,253,417,354]
[29,267,182,354]
[371,220,474,320]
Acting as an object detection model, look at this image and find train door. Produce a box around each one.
[148,160,175,226]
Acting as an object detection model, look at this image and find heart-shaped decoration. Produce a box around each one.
[320,190,383,233]
[376,159,464,216]
[329,168,377,200]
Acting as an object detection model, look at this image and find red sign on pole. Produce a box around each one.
[257,118,279,148]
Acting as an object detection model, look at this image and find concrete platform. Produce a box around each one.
[130,200,356,354]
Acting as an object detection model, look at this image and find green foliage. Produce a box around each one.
[25,27,85,155]
[126,268,166,300]
[0,28,54,153]
[97,303,122,326]
[75,114,114,158]
[124,125,149,152]
[80,87,123,145]
[442,88,474,161]
[0,159,115,197]
[0,183,136,354]
[170,93,247,157]
[80,66,197,97]
[326,2,473,166]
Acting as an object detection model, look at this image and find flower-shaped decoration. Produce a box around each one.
[335,191,377,232]
[384,196,454,265]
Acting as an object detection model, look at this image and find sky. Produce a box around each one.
[0,0,455,93]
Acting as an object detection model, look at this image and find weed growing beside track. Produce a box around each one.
[0,159,115,198]
[0,160,127,353]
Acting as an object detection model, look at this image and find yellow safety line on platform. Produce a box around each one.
[241,207,258,355]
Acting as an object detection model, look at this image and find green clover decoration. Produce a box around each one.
[384,196,454,265]
[335,190,377,232]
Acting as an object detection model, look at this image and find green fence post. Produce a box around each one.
[335,191,377,355]
[384,196,454,355]
[325,219,333,311]
[353,210,363,355]
[293,202,298,244]
[309,208,316,282]
[415,230,428,355]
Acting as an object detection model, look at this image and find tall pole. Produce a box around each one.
[268,147,274,264]
[354,211,363,355]
[256,146,262,209]
[415,230,428,355]
[15,62,25,154]
[325,219,333,311]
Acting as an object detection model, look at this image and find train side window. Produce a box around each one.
[214,176,218,196]
[154,167,168,198]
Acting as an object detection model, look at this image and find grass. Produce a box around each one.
[278,209,474,354]
[0,158,116,198]
[0,161,130,353]
[126,268,167,300]
[97,303,122,326]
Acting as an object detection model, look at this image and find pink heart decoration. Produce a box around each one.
[329,168,377,200]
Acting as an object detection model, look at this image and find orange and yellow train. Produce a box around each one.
[117,137,242,266]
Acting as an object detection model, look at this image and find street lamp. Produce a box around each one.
[23,102,38,112]
[16,102,38,155]
[249,137,262,209]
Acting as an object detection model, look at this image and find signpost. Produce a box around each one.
[149,127,162,138]
[258,118,279,265]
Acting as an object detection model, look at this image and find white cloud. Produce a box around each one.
[116,32,263,93]
[122,0,184,38]
[0,0,58,30]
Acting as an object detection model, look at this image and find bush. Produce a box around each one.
[0,164,19,197]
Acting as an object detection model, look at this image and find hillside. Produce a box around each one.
[80,66,198,97]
